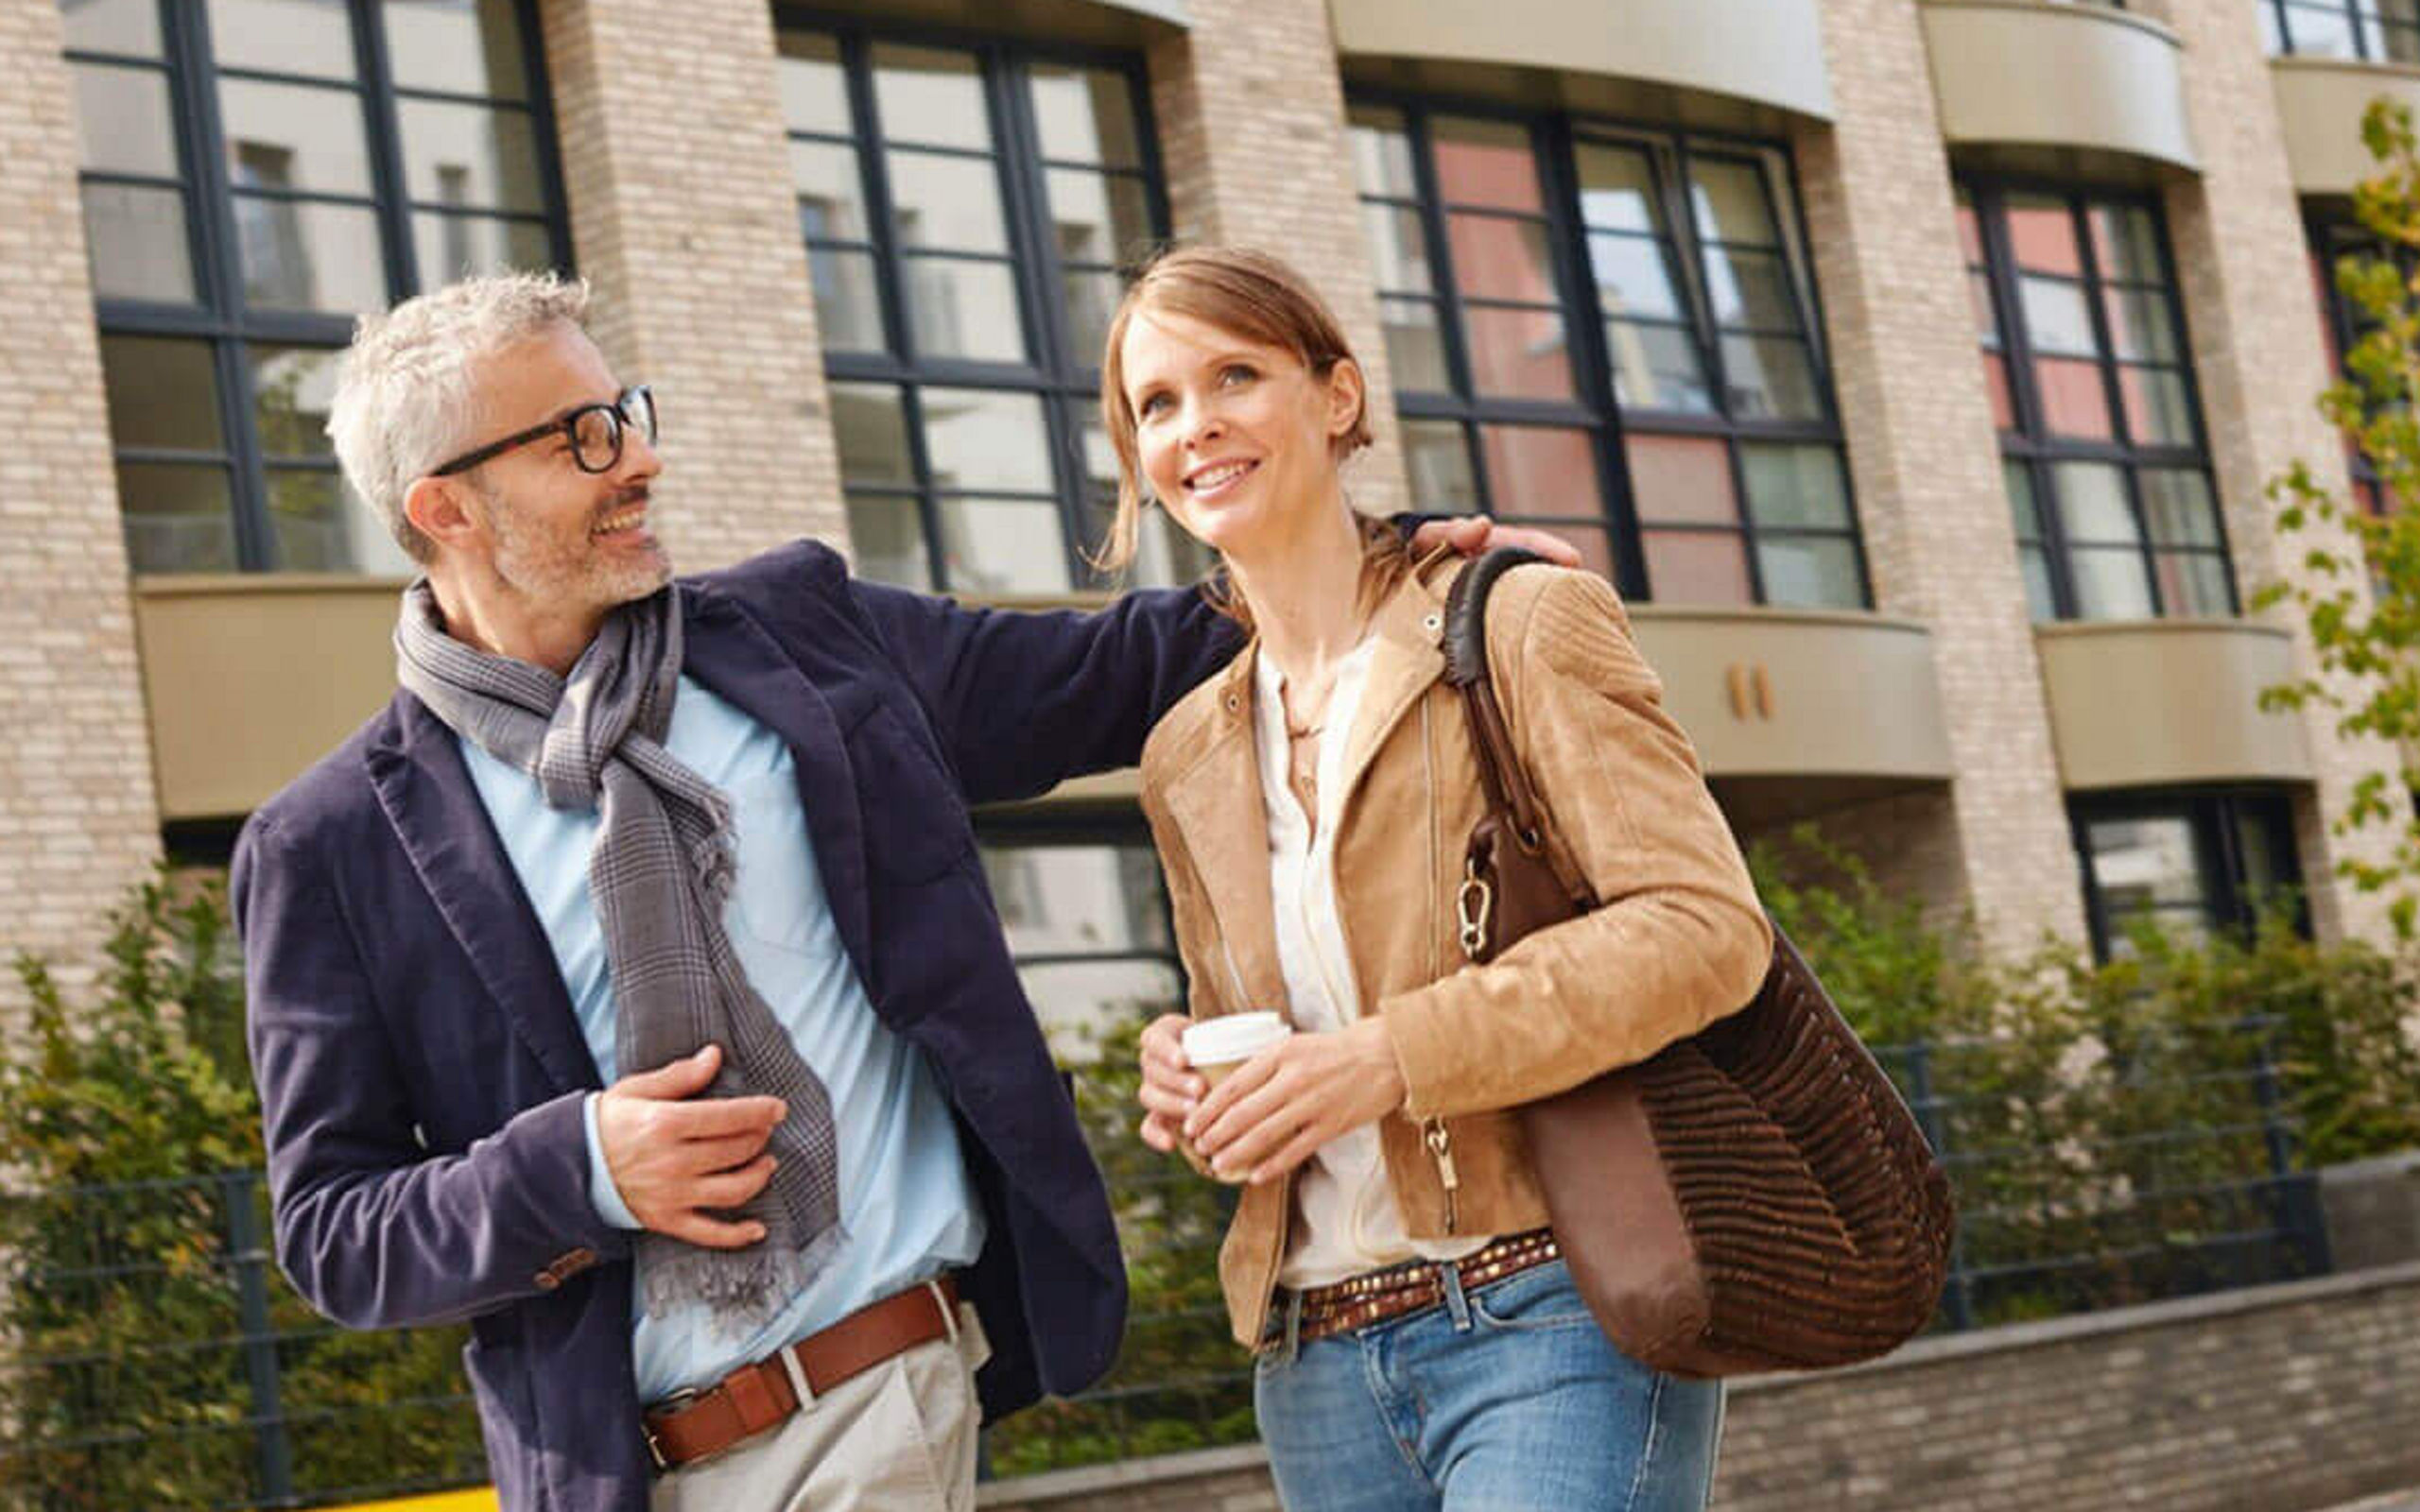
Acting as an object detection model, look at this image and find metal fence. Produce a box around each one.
[0,1022,2330,1508]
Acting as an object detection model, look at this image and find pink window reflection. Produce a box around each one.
[1956,203,1984,266]
[1624,432,1737,524]
[1430,119,1543,213]
[1539,525,1616,581]
[1981,354,2015,432]
[2034,356,2112,440]
[1462,305,1574,400]
[1479,425,1599,517]
[1642,530,1753,604]
[1447,212,1554,303]
[2006,199,2082,277]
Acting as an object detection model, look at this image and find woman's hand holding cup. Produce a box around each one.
[1184,1016,1407,1186]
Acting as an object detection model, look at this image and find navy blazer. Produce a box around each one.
[232,541,1240,1512]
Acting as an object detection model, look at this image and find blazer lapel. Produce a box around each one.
[678,589,875,977]
[1161,649,1293,1021]
[367,696,598,1095]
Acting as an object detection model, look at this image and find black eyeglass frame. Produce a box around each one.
[430,385,657,477]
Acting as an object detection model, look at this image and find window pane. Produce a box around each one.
[887,150,1010,253]
[248,344,340,458]
[775,31,851,135]
[1740,443,1851,529]
[1755,535,1862,609]
[873,44,990,151]
[2054,461,2138,542]
[984,843,1173,954]
[83,182,195,302]
[2139,468,2221,547]
[1588,233,1685,320]
[2020,545,2056,621]
[846,493,930,589]
[922,387,1051,492]
[938,497,1072,593]
[1719,333,1823,421]
[1347,104,1418,199]
[829,383,914,485]
[1463,305,1572,400]
[902,256,1026,362]
[2120,367,2197,448]
[2004,460,2044,541]
[1447,213,1556,302]
[2090,203,2163,284]
[100,335,224,451]
[1430,116,1541,213]
[1028,65,1141,169]
[233,197,387,314]
[2035,355,2113,439]
[1981,352,2015,431]
[1016,959,1183,1047]
[1625,432,1736,525]
[1607,319,1713,414]
[2283,2,2360,56]
[2101,287,2178,363]
[72,60,179,177]
[1362,203,1435,295]
[1478,425,1599,515]
[206,0,356,79]
[1401,420,1478,514]
[1688,159,1777,247]
[217,79,373,196]
[1969,270,2000,344]
[1381,297,1450,392]
[2018,275,2096,356]
[2155,551,2233,616]
[1045,168,1153,266]
[1703,246,1800,331]
[383,0,532,101]
[792,141,871,242]
[2005,195,2082,276]
[2085,816,2207,911]
[1538,526,1617,581]
[411,212,550,283]
[396,100,544,213]
[2071,546,2155,619]
[118,462,237,573]
[267,468,412,574]
[1061,268,1119,369]
[63,0,163,56]
[1642,530,1753,604]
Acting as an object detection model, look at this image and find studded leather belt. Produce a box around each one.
[1273,1228,1563,1349]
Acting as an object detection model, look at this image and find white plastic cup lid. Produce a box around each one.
[1182,1011,1290,1067]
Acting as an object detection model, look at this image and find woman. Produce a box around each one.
[1104,247,1772,1512]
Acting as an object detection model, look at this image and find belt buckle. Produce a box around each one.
[642,1386,700,1474]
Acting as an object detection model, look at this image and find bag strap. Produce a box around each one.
[1442,548,1588,901]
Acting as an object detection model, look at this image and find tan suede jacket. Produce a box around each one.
[1136,556,1772,1349]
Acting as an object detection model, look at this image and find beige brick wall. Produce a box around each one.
[0,0,163,1002]
[1790,0,2087,954]
[539,0,847,572]
[1144,0,1409,521]
[2157,0,2411,948]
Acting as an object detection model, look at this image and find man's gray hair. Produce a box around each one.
[326,271,594,564]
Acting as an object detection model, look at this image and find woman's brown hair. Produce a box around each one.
[1095,245,1409,631]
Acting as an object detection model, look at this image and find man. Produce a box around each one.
[234,272,1564,1511]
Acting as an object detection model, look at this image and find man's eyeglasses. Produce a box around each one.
[430,386,658,478]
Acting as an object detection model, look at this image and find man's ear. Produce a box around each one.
[403,473,484,557]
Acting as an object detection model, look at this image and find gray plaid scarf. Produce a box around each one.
[396,580,843,1334]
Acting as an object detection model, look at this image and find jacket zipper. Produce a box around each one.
[1424,1119,1461,1234]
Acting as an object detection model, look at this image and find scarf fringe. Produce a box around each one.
[637,1221,852,1340]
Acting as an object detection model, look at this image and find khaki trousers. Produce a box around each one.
[649,1302,990,1512]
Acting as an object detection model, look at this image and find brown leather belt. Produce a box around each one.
[1272,1228,1563,1349]
[643,1275,960,1472]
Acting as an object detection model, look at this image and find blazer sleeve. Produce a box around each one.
[847,577,1245,805]
[235,814,631,1331]
[1376,568,1772,1121]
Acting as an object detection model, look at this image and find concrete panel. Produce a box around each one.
[1921,1,2198,174]
[2272,56,2420,196]
[2034,620,2315,791]
[1327,0,1832,122]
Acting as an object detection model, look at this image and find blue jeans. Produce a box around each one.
[1253,1259,1722,1512]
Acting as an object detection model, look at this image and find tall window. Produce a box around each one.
[778,22,1206,595]
[2308,218,2402,518]
[978,826,1183,1055]
[1348,99,1867,609]
[63,0,570,576]
[2072,792,2303,961]
[2256,0,2420,60]
[1961,181,2233,623]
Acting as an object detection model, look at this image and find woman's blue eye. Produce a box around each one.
[1140,393,1171,418]
[1220,364,1257,386]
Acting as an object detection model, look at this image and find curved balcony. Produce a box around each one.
[2033,620,2314,791]
[1327,0,1832,126]
[1921,1,2198,177]
[2271,55,2420,196]
[805,0,1186,44]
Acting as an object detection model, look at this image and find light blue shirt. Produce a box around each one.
[460,676,984,1402]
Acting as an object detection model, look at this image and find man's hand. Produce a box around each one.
[1409,515,1585,567]
[596,1044,786,1248]
[1183,1019,1408,1185]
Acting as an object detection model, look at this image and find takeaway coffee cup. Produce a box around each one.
[1181,1012,1291,1088]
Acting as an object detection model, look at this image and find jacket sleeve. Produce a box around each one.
[1376,568,1772,1121]
[234,814,631,1331]
[847,577,1245,805]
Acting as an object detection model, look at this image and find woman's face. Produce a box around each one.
[1117,306,1360,559]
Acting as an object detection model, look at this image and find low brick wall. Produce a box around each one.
[979,1263,2420,1512]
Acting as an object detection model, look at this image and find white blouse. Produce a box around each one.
[1253,643,1490,1289]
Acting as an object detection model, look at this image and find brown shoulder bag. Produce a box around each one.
[1443,548,1955,1378]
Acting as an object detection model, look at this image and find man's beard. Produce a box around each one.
[471,477,670,611]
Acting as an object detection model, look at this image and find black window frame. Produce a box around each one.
[1347,86,1872,610]
[67,0,575,576]
[2070,788,2308,962]
[1962,175,2238,623]
[2259,0,2420,61]
[2306,212,2407,518]
[777,8,1184,596]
